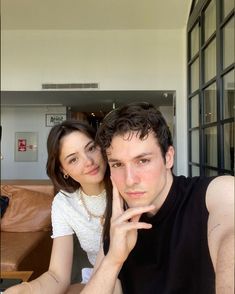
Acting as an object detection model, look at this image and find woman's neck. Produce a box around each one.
[81,182,105,196]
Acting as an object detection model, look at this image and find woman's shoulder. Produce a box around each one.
[52,190,77,206]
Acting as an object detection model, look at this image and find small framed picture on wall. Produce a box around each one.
[15,132,38,162]
[45,114,66,127]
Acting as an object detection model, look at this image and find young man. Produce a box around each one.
[81,102,234,294]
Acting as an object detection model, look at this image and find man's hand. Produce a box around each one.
[81,179,155,294]
[107,178,154,266]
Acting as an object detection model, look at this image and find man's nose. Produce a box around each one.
[125,166,140,187]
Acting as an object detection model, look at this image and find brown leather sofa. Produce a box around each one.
[0,180,91,283]
[0,180,54,280]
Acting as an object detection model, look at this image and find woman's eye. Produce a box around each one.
[69,157,79,164]
[88,145,96,152]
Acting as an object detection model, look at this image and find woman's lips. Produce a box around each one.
[86,166,99,175]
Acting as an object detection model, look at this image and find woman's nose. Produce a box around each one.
[84,154,94,166]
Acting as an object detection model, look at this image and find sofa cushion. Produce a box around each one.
[0,231,51,271]
[1,185,53,232]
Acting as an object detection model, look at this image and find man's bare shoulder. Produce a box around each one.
[206,176,234,292]
[206,175,234,241]
[206,175,234,209]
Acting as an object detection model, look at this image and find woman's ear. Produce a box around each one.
[60,166,66,175]
[165,146,175,169]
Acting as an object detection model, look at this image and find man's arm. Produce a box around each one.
[66,246,123,294]
[81,253,123,294]
[206,175,234,294]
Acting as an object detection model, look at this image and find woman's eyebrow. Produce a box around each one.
[85,140,94,149]
[64,140,94,160]
[64,152,77,160]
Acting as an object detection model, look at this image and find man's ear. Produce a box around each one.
[165,146,174,169]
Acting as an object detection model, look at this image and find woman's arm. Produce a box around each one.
[5,235,74,294]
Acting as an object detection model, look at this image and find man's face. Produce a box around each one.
[106,131,174,212]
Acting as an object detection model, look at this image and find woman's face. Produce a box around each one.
[59,131,106,188]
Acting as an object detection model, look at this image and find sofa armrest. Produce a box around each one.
[1,185,54,232]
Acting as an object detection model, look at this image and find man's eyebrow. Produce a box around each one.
[108,152,153,162]
[108,158,119,163]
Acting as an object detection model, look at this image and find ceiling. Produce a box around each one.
[1,0,191,30]
[1,0,190,113]
[1,90,175,113]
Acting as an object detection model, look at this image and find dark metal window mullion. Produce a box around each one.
[187,22,191,175]
[199,13,205,175]
[216,0,223,172]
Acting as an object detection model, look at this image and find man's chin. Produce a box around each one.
[125,199,147,209]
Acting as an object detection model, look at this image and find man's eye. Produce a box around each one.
[110,162,122,168]
[138,158,150,165]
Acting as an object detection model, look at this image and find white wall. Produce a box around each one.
[1,29,188,177]
[1,106,66,179]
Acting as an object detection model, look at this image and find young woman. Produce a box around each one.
[5,120,111,294]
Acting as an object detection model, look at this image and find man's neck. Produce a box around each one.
[148,171,174,216]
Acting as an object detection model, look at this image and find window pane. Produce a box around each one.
[191,130,199,163]
[223,0,234,19]
[191,165,200,176]
[190,58,199,93]
[193,0,199,9]
[204,39,216,83]
[205,168,218,176]
[204,0,216,42]
[224,122,235,171]
[223,69,235,119]
[204,126,218,166]
[204,83,217,123]
[190,23,199,59]
[223,17,235,69]
[190,95,199,127]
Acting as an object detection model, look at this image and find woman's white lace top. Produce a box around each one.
[51,188,106,266]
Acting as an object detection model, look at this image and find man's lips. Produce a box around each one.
[125,191,146,199]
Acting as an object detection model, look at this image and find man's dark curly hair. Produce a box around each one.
[96,102,173,162]
[96,102,173,241]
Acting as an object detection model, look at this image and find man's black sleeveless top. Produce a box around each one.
[104,175,215,294]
